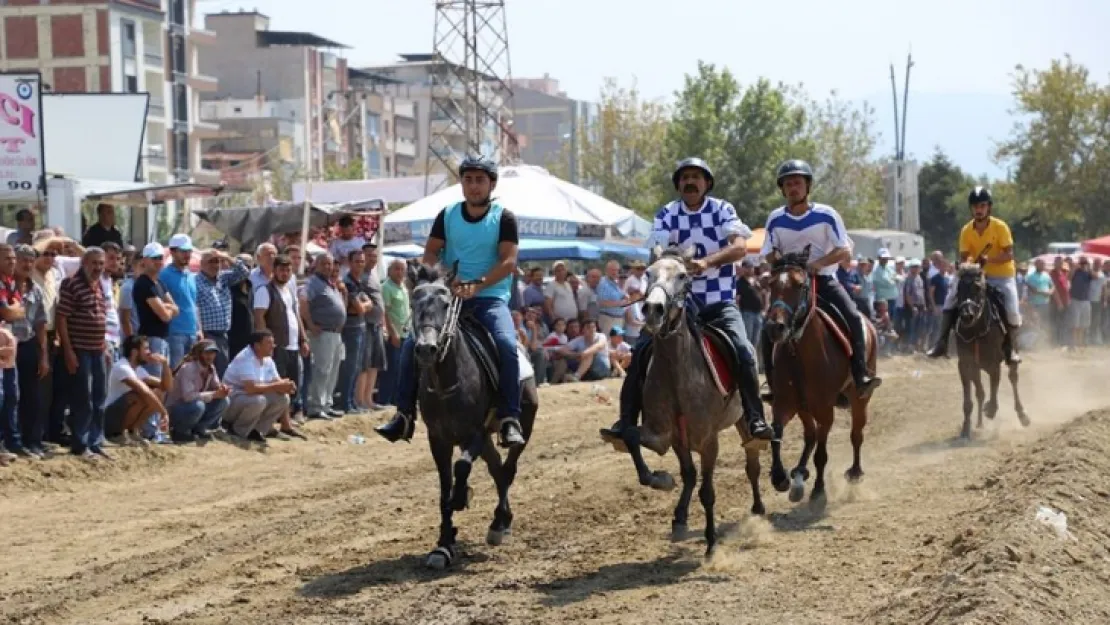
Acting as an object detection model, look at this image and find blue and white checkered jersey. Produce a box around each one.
[759,203,852,278]
[647,196,752,305]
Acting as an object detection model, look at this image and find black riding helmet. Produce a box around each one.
[672,157,714,192]
[458,155,499,181]
[776,159,814,188]
[968,186,992,207]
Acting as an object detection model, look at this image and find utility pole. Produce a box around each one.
[889,52,914,232]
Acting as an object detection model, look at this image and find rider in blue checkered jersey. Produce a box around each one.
[600,158,774,448]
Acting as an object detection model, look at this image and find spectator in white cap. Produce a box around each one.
[160,234,200,368]
[133,242,178,371]
[872,247,898,315]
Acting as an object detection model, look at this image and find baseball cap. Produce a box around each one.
[199,340,220,353]
[894,256,906,264]
[142,242,165,259]
[908,258,922,268]
[167,233,193,251]
[609,327,625,337]
[877,248,891,258]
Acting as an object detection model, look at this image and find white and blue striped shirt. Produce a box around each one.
[760,203,852,277]
[647,197,751,305]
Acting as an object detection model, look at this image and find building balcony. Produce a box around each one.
[192,119,221,139]
[394,137,417,157]
[145,151,167,168]
[187,72,218,92]
[148,97,166,118]
[143,46,163,69]
[191,168,223,185]
[188,27,218,46]
[429,117,466,136]
[394,99,416,119]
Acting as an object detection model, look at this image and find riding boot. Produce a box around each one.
[1003,325,1022,365]
[846,316,881,399]
[738,359,774,443]
[760,328,775,403]
[600,338,652,442]
[498,417,526,449]
[375,410,416,443]
[926,309,957,359]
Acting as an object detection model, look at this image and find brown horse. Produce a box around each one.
[951,263,1029,438]
[763,249,877,508]
[611,246,765,557]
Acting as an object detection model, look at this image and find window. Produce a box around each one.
[384,155,392,175]
[383,119,390,136]
[122,20,136,58]
[124,75,138,93]
[169,0,186,27]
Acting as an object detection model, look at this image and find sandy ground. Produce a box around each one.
[1,351,1108,625]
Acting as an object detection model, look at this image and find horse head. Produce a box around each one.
[955,263,987,325]
[411,268,454,368]
[642,244,694,336]
[765,244,813,343]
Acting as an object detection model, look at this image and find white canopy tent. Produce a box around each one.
[382,165,650,244]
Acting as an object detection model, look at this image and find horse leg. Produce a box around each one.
[809,408,834,511]
[671,443,697,542]
[788,412,817,504]
[984,363,1000,421]
[769,404,794,493]
[1009,363,1030,427]
[844,397,868,482]
[699,438,719,557]
[450,431,484,511]
[480,439,516,546]
[958,363,973,439]
[736,420,764,515]
[426,437,458,570]
[972,368,986,430]
[624,425,676,492]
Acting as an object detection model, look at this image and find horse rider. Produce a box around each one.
[926,186,1022,364]
[600,157,774,447]
[374,155,527,448]
[760,159,882,402]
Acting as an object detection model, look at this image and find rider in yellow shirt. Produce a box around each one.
[927,187,1022,364]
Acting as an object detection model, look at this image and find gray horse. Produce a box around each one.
[952,263,1030,438]
[617,245,764,557]
[409,267,538,569]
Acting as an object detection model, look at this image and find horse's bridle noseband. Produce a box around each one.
[645,278,691,338]
[769,265,817,342]
[955,277,990,342]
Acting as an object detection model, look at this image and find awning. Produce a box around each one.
[383,238,603,262]
[85,182,225,206]
[194,199,387,250]
[594,240,649,261]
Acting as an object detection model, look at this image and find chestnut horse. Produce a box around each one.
[763,248,877,508]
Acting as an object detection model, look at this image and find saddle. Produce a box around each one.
[456,315,534,393]
[812,298,855,356]
[686,317,739,398]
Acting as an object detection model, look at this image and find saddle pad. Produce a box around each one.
[698,334,733,397]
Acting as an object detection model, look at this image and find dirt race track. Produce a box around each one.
[3,352,1110,625]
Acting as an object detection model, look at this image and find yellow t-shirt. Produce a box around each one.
[958,217,1016,279]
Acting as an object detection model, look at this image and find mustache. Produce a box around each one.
[682,184,699,193]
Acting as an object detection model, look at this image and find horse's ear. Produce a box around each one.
[649,245,663,265]
[800,244,812,264]
[415,264,437,285]
[680,244,696,262]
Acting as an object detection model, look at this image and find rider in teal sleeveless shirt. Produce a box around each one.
[375,156,526,448]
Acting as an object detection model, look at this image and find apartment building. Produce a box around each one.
[197,98,302,189]
[198,10,350,178]
[0,0,219,184]
[509,76,597,181]
[346,68,418,178]
[358,54,508,176]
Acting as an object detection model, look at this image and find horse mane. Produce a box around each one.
[957,263,983,280]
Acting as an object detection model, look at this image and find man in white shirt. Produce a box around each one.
[552,318,610,382]
[760,159,881,401]
[104,334,171,447]
[222,329,294,446]
[327,215,367,276]
[543,261,578,324]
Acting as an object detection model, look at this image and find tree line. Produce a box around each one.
[553,57,1110,258]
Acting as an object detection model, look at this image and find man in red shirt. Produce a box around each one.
[1049,256,1071,346]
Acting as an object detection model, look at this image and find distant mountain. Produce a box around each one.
[862,92,1016,179]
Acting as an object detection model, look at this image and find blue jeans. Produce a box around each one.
[65,350,107,454]
[17,340,42,450]
[337,326,365,410]
[378,338,403,407]
[169,398,230,438]
[0,365,18,451]
[396,297,521,419]
[741,310,763,371]
[167,334,196,369]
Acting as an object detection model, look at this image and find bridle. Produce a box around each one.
[644,258,692,338]
[955,275,991,342]
[769,261,818,343]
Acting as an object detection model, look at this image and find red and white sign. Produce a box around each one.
[0,72,44,202]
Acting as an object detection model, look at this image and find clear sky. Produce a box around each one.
[200,0,1110,178]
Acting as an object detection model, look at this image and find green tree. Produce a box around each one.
[995,56,1110,247]
[665,62,809,226]
[800,93,885,228]
[548,78,669,216]
[916,148,973,252]
[324,158,365,181]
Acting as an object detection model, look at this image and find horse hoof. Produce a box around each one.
[751,502,766,516]
[788,473,806,502]
[486,529,507,546]
[671,523,688,542]
[844,468,864,483]
[809,492,828,512]
[772,479,790,493]
[426,552,450,570]
[649,470,676,492]
[450,486,473,512]
[1018,414,1031,428]
[704,546,716,560]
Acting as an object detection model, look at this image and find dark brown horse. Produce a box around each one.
[763,249,877,508]
[951,263,1029,438]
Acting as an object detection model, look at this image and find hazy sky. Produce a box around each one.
[201,0,1110,177]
